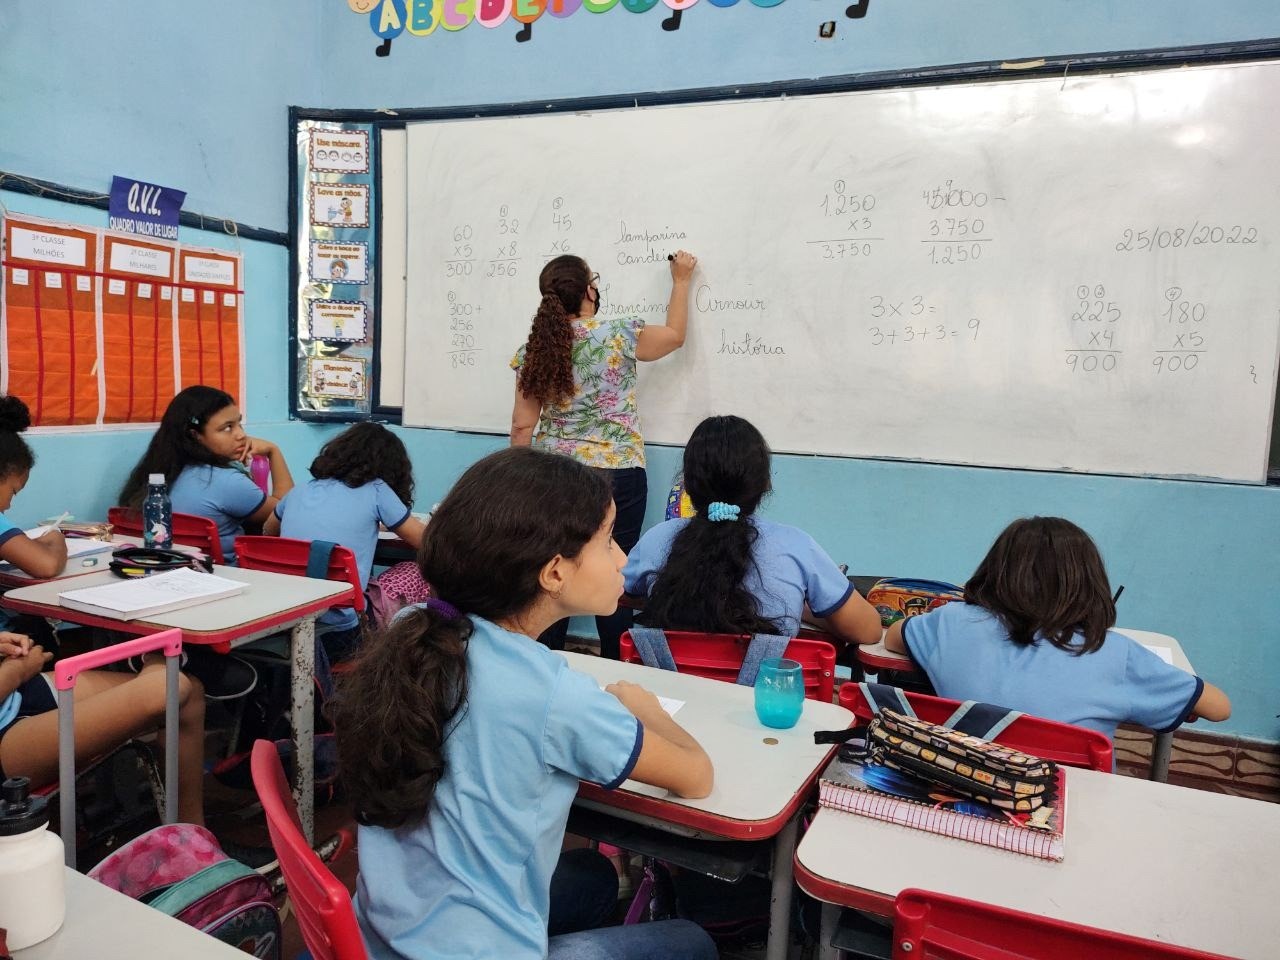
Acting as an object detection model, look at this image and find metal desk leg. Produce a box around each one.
[1150,731,1172,782]
[819,901,841,960]
[291,616,316,844]
[766,813,801,960]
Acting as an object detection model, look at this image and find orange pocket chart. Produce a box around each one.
[2,213,244,427]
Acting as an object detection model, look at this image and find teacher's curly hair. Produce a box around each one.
[517,255,589,405]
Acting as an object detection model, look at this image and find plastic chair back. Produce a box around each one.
[234,535,365,613]
[840,685,1113,772]
[620,629,836,702]
[108,506,226,565]
[893,888,1232,959]
[250,741,366,960]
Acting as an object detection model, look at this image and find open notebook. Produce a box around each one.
[58,568,245,621]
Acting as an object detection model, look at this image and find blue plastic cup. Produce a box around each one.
[754,658,804,729]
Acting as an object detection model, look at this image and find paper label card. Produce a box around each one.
[75,275,91,292]
[10,227,87,266]
[306,357,367,400]
[308,130,370,174]
[181,288,195,302]
[309,240,369,285]
[162,287,174,300]
[202,290,215,304]
[310,183,370,228]
[183,256,235,286]
[108,241,172,278]
[45,272,63,289]
[222,292,236,307]
[139,283,153,299]
[108,279,127,295]
[307,299,369,342]
[11,268,28,286]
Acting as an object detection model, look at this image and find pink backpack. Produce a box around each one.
[367,560,431,629]
[89,824,280,958]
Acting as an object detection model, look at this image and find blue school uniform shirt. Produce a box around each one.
[0,511,25,631]
[903,602,1203,741]
[169,464,265,563]
[274,478,411,630]
[623,516,854,637]
[354,614,643,960]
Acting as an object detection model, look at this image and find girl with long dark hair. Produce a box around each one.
[884,516,1231,741]
[626,415,883,643]
[510,251,697,657]
[333,447,715,960]
[119,385,294,562]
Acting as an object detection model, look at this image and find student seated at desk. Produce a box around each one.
[0,398,207,823]
[884,516,1231,742]
[333,447,715,960]
[265,422,426,660]
[119,385,294,563]
[623,415,882,644]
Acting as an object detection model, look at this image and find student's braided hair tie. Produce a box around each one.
[706,502,741,523]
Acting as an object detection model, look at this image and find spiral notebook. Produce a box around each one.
[818,755,1067,861]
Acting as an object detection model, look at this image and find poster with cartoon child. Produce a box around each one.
[308,183,369,228]
[310,240,368,284]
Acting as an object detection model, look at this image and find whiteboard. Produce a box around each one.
[402,61,1280,483]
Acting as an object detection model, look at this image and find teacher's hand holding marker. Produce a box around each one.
[509,250,698,658]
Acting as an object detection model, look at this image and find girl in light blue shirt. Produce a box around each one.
[333,447,715,960]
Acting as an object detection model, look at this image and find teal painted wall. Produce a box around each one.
[1,1,1277,737]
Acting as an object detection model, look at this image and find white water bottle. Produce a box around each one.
[0,776,65,950]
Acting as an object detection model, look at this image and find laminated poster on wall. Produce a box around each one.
[309,240,369,285]
[306,357,367,400]
[308,129,370,174]
[309,183,370,229]
[308,300,368,343]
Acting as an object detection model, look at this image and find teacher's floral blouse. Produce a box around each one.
[511,315,646,469]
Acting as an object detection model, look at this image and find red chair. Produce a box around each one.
[107,506,226,565]
[620,629,837,702]
[251,740,364,960]
[892,888,1231,959]
[840,684,1113,772]
[234,536,364,615]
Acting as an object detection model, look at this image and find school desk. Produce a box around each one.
[855,627,1194,783]
[1,566,349,843]
[560,651,854,960]
[793,767,1280,960]
[13,869,246,959]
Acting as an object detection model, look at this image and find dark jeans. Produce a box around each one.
[539,466,647,660]
[548,849,716,960]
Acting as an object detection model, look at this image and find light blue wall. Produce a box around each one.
[1,1,1278,738]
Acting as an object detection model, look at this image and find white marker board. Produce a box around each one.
[400,60,1280,483]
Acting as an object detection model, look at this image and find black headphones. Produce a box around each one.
[110,547,214,579]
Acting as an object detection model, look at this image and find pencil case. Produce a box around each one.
[866,578,964,627]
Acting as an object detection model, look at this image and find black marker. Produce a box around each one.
[1112,585,1125,604]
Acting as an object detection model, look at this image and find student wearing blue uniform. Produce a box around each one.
[884,516,1231,742]
[333,447,716,960]
[625,415,882,643]
[0,396,207,824]
[120,385,294,563]
[266,422,426,657]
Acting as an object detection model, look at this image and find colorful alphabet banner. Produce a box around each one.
[1,212,244,428]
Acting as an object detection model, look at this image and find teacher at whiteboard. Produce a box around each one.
[510,251,698,657]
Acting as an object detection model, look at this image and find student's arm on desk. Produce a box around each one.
[0,528,67,579]
[607,679,713,799]
[809,591,882,645]
[883,619,907,655]
[1189,682,1231,723]
[390,514,426,549]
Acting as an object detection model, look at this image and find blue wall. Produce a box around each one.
[2,1,1278,738]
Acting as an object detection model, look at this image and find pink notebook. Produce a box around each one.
[818,756,1066,862]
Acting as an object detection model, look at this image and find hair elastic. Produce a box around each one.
[706,502,741,523]
[426,597,462,620]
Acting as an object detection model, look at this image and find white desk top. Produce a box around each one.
[795,767,1280,959]
[563,652,852,835]
[859,626,1194,674]
[3,565,349,635]
[14,870,246,959]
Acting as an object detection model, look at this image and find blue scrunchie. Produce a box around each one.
[707,502,741,523]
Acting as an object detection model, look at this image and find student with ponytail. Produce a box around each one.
[509,251,697,657]
[333,447,715,960]
[626,415,882,644]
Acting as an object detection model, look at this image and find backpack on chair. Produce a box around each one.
[367,560,431,630]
